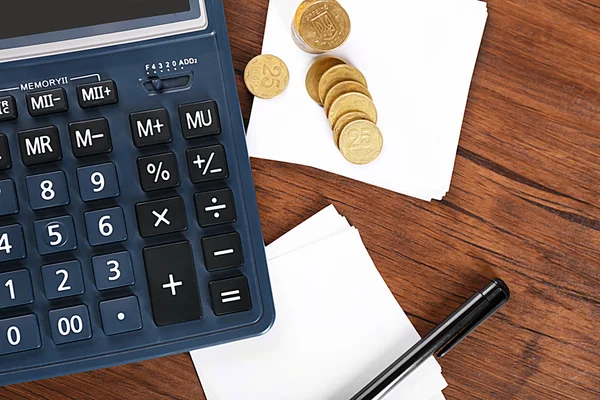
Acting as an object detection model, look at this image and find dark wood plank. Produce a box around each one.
[1,0,599,399]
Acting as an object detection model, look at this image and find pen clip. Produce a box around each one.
[435,279,510,358]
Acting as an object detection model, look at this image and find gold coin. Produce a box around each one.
[324,81,372,115]
[338,120,384,165]
[318,64,367,103]
[294,0,317,32]
[332,111,370,147]
[244,54,290,99]
[328,92,377,128]
[297,0,351,54]
[305,56,346,105]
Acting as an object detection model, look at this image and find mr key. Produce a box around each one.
[0,0,274,387]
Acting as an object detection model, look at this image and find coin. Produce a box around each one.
[294,0,316,32]
[297,0,351,54]
[338,120,383,165]
[324,81,372,115]
[305,57,346,105]
[244,54,290,99]
[332,111,370,147]
[328,92,377,128]
[318,64,367,103]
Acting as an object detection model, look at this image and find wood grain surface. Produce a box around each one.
[2,0,599,399]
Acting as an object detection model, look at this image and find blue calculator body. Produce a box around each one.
[0,0,275,386]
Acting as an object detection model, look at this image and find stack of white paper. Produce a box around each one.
[191,206,448,399]
[246,0,489,201]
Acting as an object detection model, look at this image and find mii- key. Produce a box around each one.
[0,0,274,386]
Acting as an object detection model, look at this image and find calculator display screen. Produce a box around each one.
[0,0,192,40]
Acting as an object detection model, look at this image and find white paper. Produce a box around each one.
[192,207,447,399]
[246,0,488,201]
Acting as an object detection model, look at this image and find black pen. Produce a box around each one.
[350,278,510,400]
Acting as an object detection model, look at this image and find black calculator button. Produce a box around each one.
[179,100,221,139]
[84,207,127,246]
[0,179,19,216]
[0,96,17,122]
[209,276,252,316]
[68,118,112,157]
[0,134,11,170]
[130,108,172,148]
[92,251,135,291]
[99,296,142,336]
[186,145,229,183]
[0,224,27,263]
[0,315,41,356]
[18,126,62,166]
[135,196,187,238]
[41,260,85,300]
[202,232,244,271]
[25,171,70,211]
[33,216,78,256]
[48,305,92,345]
[195,188,237,227]
[26,88,68,117]
[137,152,180,192]
[0,270,34,309]
[76,80,118,109]
[77,163,120,202]
[143,241,202,326]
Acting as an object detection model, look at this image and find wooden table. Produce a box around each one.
[2,0,599,399]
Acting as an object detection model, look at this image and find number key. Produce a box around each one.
[0,315,41,356]
[92,251,135,291]
[84,207,127,246]
[41,260,85,300]
[26,171,70,210]
[33,216,78,255]
[48,305,92,345]
[0,270,34,309]
[0,224,26,263]
[77,163,120,202]
[0,179,19,216]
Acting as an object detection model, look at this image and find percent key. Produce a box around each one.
[137,152,181,192]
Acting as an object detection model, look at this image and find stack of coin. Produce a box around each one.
[292,0,351,54]
[306,57,383,165]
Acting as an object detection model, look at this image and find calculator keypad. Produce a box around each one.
[18,126,63,166]
[135,196,187,238]
[0,82,257,364]
[68,118,112,157]
[137,152,180,192]
[130,108,172,148]
[0,270,34,309]
[41,260,85,300]
[0,179,19,216]
[143,241,202,326]
[84,207,127,246]
[0,315,41,355]
[26,171,70,210]
[0,133,12,170]
[48,305,92,345]
[77,163,120,202]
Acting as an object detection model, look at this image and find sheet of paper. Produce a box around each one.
[246,0,488,201]
[192,207,447,399]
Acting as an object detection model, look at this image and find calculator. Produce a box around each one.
[0,0,275,386]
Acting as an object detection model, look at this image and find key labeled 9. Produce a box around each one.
[76,162,120,202]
